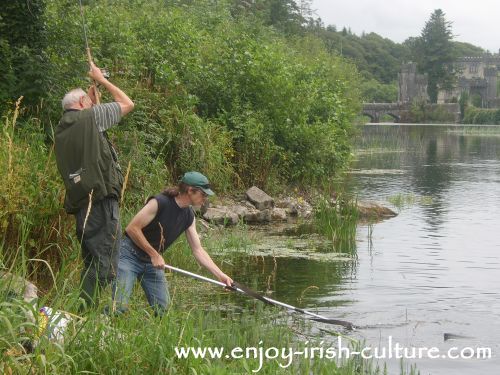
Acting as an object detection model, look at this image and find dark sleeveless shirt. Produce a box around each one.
[127,194,194,261]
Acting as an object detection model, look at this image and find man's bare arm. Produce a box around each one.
[186,219,233,286]
[88,61,134,116]
[125,199,165,269]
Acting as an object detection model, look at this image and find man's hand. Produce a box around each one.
[151,253,166,269]
[218,273,233,287]
[86,60,134,116]
[88,61,107,84]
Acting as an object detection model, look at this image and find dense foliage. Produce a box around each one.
[308,26,407,102]
[1,0,361,193]
[408,100,457,123]
[0,0,50,111]
[0,0,363,272]
[463,107,500,124]
[452,41,484,57]
[308,19,484,103]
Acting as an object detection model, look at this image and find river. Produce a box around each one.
[228,124,500,374]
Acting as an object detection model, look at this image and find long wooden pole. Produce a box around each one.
[78,0,100,104]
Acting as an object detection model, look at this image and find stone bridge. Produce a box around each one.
[362,102,461,123]
[362,102,409,123]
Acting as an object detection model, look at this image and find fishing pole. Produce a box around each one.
[77,0,100,104]
[164,264,354,330]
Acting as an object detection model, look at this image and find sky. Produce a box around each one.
[311,0,500,53]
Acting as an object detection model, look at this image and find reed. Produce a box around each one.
[388,193,433,210]
[312,194,359,254]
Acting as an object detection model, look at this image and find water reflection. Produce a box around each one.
[226,124,500,374]
[350,125,500,373]
[226,226,357,307]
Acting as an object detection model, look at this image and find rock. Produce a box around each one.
[244,208,272,223]
[0,272,38,303]
[276,197,313,218]
[230,204,250,219]
[200,199,210,215]
[246,186,274,210]
[243,201,257,210]
[271,207,288,221]
[202,207,239,226]
[228,205,273,223]
[357,201,397,220]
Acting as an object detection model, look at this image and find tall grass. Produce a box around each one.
[2,243,419,375]
[0,99,71,288]
[387,193,433,211]
[312,194,359,254]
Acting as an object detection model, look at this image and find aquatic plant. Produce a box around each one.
[312,195,359,254]
[387,193,433,210]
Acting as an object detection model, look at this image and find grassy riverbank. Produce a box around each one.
[0,107,418,374]
[2,232,419,375]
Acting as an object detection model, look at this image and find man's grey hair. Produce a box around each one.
[61,88,87,110]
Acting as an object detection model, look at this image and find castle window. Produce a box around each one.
[469,64,478,74]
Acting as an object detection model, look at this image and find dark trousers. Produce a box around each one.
[75,197,121,309]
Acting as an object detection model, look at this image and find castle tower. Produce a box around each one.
[398,63,429,103]
[484,67,497,108]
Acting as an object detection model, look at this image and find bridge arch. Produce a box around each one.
[361,112,376,123]
[362,102,407,123]
[384,112,401,122]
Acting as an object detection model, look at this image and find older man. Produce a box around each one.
[55,62,134,309]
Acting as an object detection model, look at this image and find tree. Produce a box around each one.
[267,0,304,34]
[458,90,469,119]
[453,41,483,57]
[230,0,305,35]
[412,9,457,103]
[297,0,313,20]
[0,0,50,111]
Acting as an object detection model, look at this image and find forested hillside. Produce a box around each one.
[308,23,484,102]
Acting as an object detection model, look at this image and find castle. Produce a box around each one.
[398,54,500,108]
[398,62,429,103]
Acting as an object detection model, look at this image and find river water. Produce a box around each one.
[231,124,500,374]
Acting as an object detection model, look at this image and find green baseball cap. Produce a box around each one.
[180,171,214,196]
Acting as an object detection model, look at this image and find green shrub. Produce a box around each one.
[40,0,360,190]
[463,107,499,124]
[409,101,457,123]
[495,109,500,125]
[0,100,71,282]
[0,0,51,111]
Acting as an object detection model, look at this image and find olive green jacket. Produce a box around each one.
[55,109,123,214]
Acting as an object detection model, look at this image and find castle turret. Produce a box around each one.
[398,63,429,103]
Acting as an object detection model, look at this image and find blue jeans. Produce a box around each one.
[112,236,169,315]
